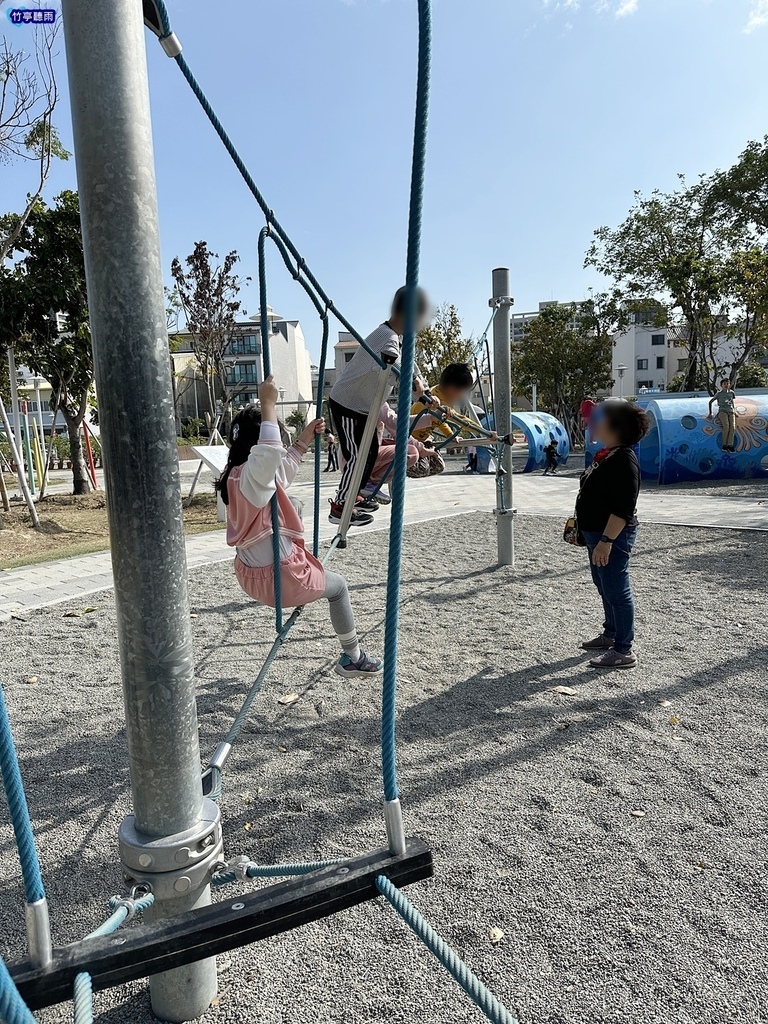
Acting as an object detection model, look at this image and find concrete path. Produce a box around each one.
[2,469,766,621]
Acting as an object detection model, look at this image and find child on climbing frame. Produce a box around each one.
[360,401,427,504]
[216,375,383,679]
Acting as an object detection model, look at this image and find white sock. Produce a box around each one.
[344,644,361,663]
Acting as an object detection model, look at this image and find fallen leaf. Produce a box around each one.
[83,606,99,614]
[243,823,252,831]
[630,810,646,818]
[25,675,38,685]
[669,715,680,726]
[278,745,287,753]
[63,610,80,618]
[658,700,672,708]
[241,792,251,805]
[278,693,300,706]
[488,926,504,945]
[551,686,577,696]
[190,613,199,620]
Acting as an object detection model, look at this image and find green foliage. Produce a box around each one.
[416,303,473,383]
[510,303,613,445]
[587,162,768,394]
[0,190,93,492]
[182,417,205,440]
[52,435,70,462]
[286,408,306,434]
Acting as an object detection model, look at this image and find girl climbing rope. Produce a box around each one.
[216,375,383,679]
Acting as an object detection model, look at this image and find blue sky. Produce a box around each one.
[3,0,768,361]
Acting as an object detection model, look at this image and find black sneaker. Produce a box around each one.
[328,501,374,527]
[355,496,379,513]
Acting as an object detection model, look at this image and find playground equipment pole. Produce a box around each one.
[491,268,514,567]
[61,2,217,1019]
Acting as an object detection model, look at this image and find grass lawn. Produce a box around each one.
[0,491,224,570]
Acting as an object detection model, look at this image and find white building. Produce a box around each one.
[612,320,670,397]
[249,309,313,417]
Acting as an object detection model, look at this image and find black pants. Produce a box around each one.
[329,398,379,506]
[325,445,339,471]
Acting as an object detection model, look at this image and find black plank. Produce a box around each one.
[11,839,433,1010]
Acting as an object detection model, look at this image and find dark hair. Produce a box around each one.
[216,407,263,505]
[601,401,650,447]
[391,286,428,322]
[721,379,732,386]
[439,362,473,391]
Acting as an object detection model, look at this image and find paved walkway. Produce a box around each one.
[2,470,766,621]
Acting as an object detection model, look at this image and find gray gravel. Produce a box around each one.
[1,513,767,1024]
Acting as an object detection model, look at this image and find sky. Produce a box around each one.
[3,0,768,363]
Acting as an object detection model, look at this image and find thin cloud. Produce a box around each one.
[746,0,768,31]
[615,0,639,16]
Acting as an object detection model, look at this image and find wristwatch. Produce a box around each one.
[600,535,614,544]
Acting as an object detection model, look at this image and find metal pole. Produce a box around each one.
[491,269,514,567]
[61,3,218,1019]
[0,397,39,527]
[33,379,47,465]
[7,347,23,470]
[531,383,537,413]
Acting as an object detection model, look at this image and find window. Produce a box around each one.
[227,362,258,386]
[637,359,648,370]
[344,352,355,363]
[677,358,688,372]
[227,335,260,356]
[651,334,665,346]
[234,391,258,408]
[637,380,654,389]
[656,356,665,369]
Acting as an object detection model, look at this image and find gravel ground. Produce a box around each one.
[1,513,767,1024]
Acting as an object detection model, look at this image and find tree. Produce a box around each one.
[1,25,69,262]
[587,171,768,394]
[285,408,306,434]
[710,136,768,235]
[416,303,473,383]
[0,191,93,494]
[170,242,248,425]
[510,303,613,445]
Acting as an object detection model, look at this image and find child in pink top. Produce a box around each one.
[217,376,383,679]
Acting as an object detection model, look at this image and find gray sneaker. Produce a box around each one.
[581,633,614,650]
[589,649,637,670]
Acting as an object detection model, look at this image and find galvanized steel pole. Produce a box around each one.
[491,268,514,566]
[61,1,217,1018]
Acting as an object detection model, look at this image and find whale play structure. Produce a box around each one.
[586,391,768,485]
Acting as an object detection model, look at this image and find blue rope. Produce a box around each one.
[212,859,343,887]
[0,682,45,905]
[257,228,283,633]
[0,957,36,1024]
[381,0,432,803]
[375,876,518,1024]
[72,973,93,1024]
[84,893,155,940]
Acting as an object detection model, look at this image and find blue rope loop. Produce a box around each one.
[0,682,46,906]
[380,0,432,805]
[375,876,518,1024]
[0,955,36,1024]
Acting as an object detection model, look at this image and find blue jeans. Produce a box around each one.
[581,528,637,654]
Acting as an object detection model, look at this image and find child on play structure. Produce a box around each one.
[216,375,383,679]
[327,285,435,528]
[408,362,497,478]
[360,401,428,504]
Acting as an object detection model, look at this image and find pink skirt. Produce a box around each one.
[234,543,326,609]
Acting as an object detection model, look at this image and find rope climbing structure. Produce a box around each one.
[0,3,517,1022]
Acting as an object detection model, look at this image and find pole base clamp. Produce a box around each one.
[493,507,517,517]
[119,798,223,900]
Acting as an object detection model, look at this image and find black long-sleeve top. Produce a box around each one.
[575,446,641,532]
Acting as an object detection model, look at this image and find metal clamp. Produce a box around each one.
[493,507,517,517]
[118,798,223,901]
[489,295,514,309]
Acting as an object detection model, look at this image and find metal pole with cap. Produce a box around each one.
[491,268,515,567]
[60,2,219,1019]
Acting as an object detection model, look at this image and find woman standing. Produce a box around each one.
[324,430,339,472]
[577,402,650,670]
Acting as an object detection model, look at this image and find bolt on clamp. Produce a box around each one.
[118,798,223,901]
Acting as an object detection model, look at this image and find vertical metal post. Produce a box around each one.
[32,379,47,465]
[531,383,537,413]
[61,2,217,1019]
[7,347,23,486]
[491,269,514,567]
